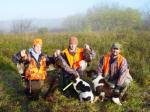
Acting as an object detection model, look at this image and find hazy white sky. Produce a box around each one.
[0,0,149,21]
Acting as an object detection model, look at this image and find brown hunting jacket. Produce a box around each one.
[97,54,129,86]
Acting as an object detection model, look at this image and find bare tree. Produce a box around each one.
[10,19,34,34]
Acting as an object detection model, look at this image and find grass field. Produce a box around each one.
[0,31,150,112]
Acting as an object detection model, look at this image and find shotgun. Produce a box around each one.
[28,53,32,94]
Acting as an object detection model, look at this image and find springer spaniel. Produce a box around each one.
[92,75,122,106]
[73,78,94,103]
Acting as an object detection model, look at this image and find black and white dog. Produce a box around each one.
[73,78,94,103]
[92,75,122,106]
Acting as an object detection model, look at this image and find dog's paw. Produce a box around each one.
[112,97,122,106]
[93,96,99,103]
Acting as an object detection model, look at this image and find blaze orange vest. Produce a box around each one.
[24,54,47,80]
[104,54,124,75]
[62,48,83,69]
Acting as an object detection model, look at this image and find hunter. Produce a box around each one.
[97,42,133,97]
[12,38,59,103]
[54,36,96,96]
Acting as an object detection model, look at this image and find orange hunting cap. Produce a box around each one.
[33,38,42,46]
[69,36,78,45]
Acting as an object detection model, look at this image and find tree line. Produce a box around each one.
[62,6,148,32]
[1,5,150,34]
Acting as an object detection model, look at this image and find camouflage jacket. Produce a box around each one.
[55,48,96,75]
[12,50,55,76]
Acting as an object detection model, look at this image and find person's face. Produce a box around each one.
[111,48,120,57]
[33,44,42,54]
[69,44,77,51]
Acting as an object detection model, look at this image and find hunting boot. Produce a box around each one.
[45,96,57,103]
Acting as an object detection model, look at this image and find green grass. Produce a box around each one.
[0,31,150,112]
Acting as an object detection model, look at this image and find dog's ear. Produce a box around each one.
[99,79,112,89]
[76,81,83,90]
[96,86,104,93]
[77,81,91,92]
[85,86,91,91]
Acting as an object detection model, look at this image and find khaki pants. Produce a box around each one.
[108,71,133,96]
[26,74,59,98]
[120,72,133,96]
